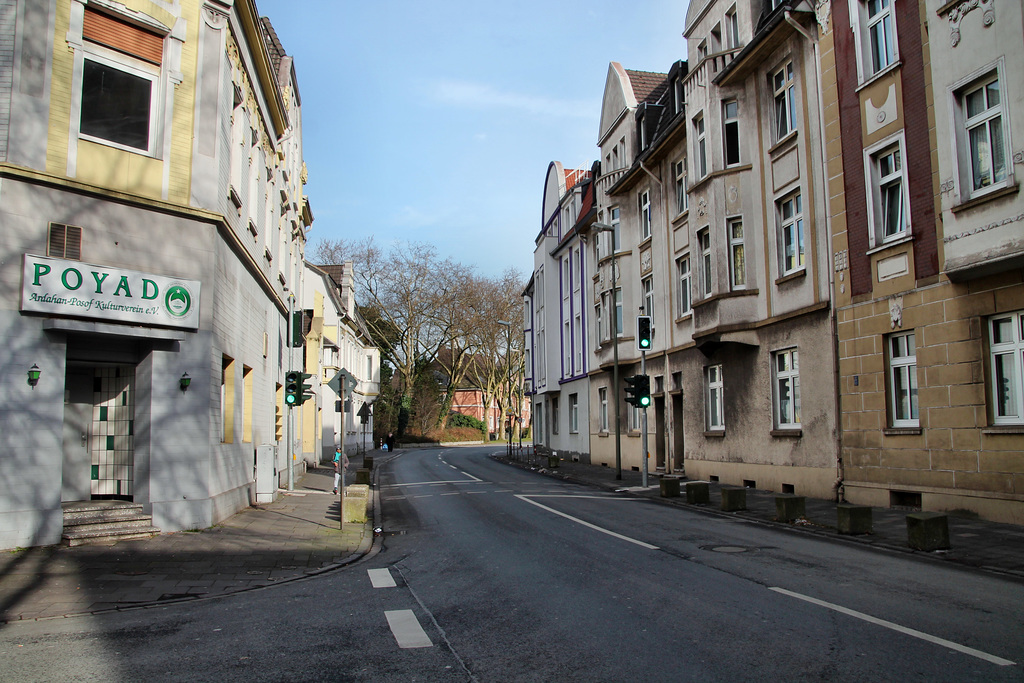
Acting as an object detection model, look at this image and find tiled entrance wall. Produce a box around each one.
[91,366,135,497]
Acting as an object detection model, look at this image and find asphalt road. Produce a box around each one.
[2,445,1022,682]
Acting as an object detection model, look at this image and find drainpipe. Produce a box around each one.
[786,7,844,500]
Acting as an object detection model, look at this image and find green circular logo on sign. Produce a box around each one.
[165,284,193,318]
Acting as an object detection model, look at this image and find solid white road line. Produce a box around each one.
[367,568,396,588]
[769,587,1015,667]
[385,609,433,649]
[515,495,659,550]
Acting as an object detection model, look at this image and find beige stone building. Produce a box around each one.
[827,0,1024,523]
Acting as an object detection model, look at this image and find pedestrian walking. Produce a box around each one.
[333,447,348,494]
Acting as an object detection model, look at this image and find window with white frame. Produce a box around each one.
[535,401,544,440]
[595,301,604,343]
[569,393,579,433]
[574,313,582,373]
[888,331,918,427]
[642,276,654,318]
[630,401,642,432]
[853,0,898,81]
[728,218,745,289]
[778,192,805,275]
[639,190,652,241]
[77,8,165,155]
[675,158,688,214]
[723,100,740,167]
[773,62,796,141]
[699,228,713,297]
[705,364,724,430]
[694,114,708,178]
[551,397,560,434]
[865,135,909,246]
[614,288,623,337]
[952,69,1010,200]
[677,255,692,317]
[989,311,1024,425]
[726,6,740,49]
[599,387,609,432]
[773,348,800,428]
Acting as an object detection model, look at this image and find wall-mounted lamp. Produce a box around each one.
[27,364,41,388]
[179,372,191,392]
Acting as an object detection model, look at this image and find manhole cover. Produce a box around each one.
[709,546,748,553]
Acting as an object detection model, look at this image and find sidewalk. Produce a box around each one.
[499,452,1024,580]
[0,463,375,624]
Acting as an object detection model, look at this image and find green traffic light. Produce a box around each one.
[639,396,651,407]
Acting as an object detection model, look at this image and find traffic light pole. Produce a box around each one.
[641,350,648,489]
[287,293,295,491]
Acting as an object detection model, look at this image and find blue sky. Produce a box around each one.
[257,0,691,278]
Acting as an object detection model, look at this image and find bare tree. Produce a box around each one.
[313,237,462,405]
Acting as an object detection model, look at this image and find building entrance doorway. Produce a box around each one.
[62,364,137,502]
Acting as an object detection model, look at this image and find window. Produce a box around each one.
[867,0,896,74]
[705,364,724,430]
[638,190,652,241]
[599,387,609,432]
[569,394,579,433]
[778,193,805,275]
[674,158,688,214]
[866,137,909,245]
[221,356,235,443]
[599,207,621,259]
[773,349,800,428]
[48,223,82,259]
[853,0,898,80]
[551,397,559,435]
[614,288,623,337]
[642,277,654,318]
[596,301,604,343]
[773,62,796,141]
[723,100,740,167]
[694,114,708,178]
[888,331,918,427]
[699,229,713,296]
[953,71,1009,199]
[677,255,692,317]
[728,218,745,289]
[630,401,642,432]
[78,8,164,155]
[989,311,1024,424]
[726,7,740,49]
[242,366,253,443]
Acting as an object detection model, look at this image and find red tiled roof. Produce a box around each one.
[564,168,592,193]
[625,69,669,105]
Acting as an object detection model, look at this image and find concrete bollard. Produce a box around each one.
[355,468,370,485]
[720,486,747,511]
[906,512,950,551]
[660,476,681,498]
[685,481,710,505]
[775,494,806,522]
[548,455,560,468]
[837,503,873,535]
[364,455,374,471]
[343,484,369,524]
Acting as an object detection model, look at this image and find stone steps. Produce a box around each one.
[62,501,160,546]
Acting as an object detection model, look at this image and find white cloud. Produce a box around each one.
[428,79,595,119]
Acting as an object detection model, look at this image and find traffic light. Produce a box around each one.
[636,374,651,407]
[624,374,651,408]
[637,315,652,351]
[299,372,314,404]
[285,371,301,407]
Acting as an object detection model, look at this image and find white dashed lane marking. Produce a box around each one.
[385,609,433,649]
[368,568,396,588]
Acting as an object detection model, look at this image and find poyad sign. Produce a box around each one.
[21,254,201,330]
